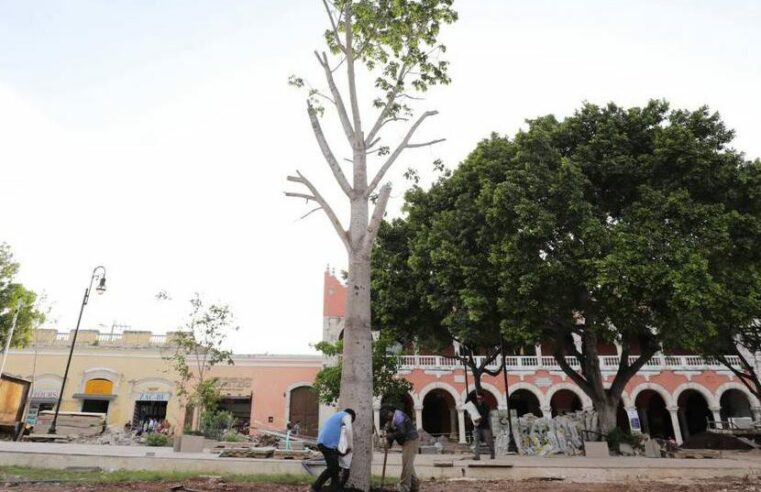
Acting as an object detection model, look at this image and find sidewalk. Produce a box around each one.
[1,442,759,482]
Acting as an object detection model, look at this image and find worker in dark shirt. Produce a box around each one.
[380,405,419,492]
[472,391,495,460]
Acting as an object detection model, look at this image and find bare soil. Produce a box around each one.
[2,477,760,492]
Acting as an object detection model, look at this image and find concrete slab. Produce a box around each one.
[0,442,759,483]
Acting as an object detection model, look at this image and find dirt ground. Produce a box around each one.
[1,477,759,492]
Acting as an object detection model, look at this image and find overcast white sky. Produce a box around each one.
[1,0,759,355]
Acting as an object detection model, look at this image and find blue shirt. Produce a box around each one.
[317,411,348,449]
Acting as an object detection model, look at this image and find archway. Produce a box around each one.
[509,389,542,417]
[720,389,753,421]
[549,389,582,417]
[422,389,457,437]
[635,389,674,439]
[677,389,711,440]
[288,386,319,438]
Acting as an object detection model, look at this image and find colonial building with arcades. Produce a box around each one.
[4,268,760,446]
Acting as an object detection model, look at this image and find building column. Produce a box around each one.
[373,408,381,433]
[668,406,684,445]
[449,407,458,440]
[540,406,552,418]
[457,406,467,444]
[752,407,761,422]
[414,405,423,431]
[710,406,722,429]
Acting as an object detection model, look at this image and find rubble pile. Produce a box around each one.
[494,410,598,456]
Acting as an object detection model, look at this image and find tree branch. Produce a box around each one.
[284,192,315,201]
[321,0,345,53]
[344,4,362,136]
[315,52,355,142]
[361,183,392,253]
[366,110,439,197]
[406,138,446,149]
[287,171,350,251]
[365,63,411,145]
[307,102,353,197]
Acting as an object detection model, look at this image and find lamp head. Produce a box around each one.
[96,276,107,295]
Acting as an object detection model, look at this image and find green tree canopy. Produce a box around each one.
[373,100,761,435]
[0,243,45,350]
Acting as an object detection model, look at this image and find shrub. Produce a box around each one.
[222,430,246,442]
[200,410,235,440]
[606,427,644,454]
[145,433,171,447]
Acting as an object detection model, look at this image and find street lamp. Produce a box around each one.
[48,266,107,434]
[500,339,518,453]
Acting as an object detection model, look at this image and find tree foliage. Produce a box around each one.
[373,100,761,434]
[0,243,45,349]
[164,294,238,429]
[313,330,412,405]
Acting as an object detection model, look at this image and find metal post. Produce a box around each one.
[48,287,89,434]
[49,266,105,435]
[501,339,517,453]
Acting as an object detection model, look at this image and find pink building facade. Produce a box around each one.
[321,270,761,445]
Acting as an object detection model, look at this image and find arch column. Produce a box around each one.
[753,407,761,422]
[668,406,683,445]
[414,404,423,431]
[540,405,552,418]
[710,406,722,427]
[373,401,381,433]
[456,405,466,444]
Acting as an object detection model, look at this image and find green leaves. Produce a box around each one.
[0,243,45,349]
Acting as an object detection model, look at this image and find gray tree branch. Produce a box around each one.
[287,172,350,251]
[315,51,355,142]
[307,102,353,197]
[361,183,392,253]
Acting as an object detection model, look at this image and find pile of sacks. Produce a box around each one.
[493,410,598,456]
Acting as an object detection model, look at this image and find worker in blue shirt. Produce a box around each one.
[310,408,355,492]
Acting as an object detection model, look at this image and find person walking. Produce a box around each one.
[310,408,355,492]
[472,391,495,460]
[380,405,419,492]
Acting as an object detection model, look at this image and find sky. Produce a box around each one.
[1,0,760,355]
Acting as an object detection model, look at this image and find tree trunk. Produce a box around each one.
[339,237,374,489]
[595,396,620,437]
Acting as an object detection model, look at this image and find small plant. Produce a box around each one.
[200,409,235,440]
[606,427,644,454]
[222,430,246,442]
[144,433,170,447]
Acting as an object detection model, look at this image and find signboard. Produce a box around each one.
[136,392,170,402]
[30,390,59,400]
[626,408,642,433]
[218,377,252,396]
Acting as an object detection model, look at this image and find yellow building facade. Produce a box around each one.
[4,329,183,430]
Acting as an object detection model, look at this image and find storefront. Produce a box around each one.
[25,376,61,425]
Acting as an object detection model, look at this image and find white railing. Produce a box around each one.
[396,354,744,372]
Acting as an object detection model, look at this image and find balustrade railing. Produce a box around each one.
[396,353,744,372]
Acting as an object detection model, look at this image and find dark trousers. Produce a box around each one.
[474,427,495,460]
[313,444,342,491]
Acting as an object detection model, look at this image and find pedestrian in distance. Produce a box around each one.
[380,405,420,492]
[471,391,495,460]
[309,408,355,492]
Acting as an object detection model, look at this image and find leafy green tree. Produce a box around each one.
[486,101,761,434]
[313,330,412,406]
[285,2,457,486]
[684,158,761,400]
[0,243,45,349]
[375,101,761,436]
[164,294,237,432]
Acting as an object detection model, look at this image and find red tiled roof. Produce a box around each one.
[323,268,346,318]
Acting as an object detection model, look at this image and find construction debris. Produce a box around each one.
[33,411,106,438]
[494,410,597,456]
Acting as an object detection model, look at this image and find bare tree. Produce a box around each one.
[285,1,457,488]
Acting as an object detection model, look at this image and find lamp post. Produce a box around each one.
[48,266,107,434]
[500,339,518,453]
